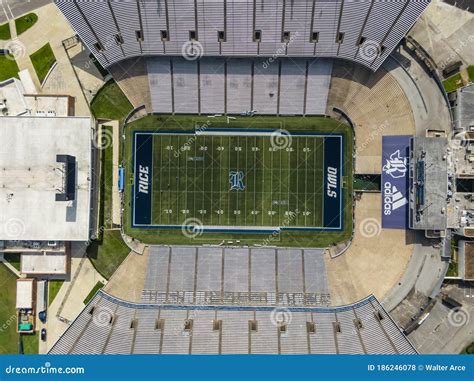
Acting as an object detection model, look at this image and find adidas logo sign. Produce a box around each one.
[383,182,408,216]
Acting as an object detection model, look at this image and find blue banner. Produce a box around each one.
[324,136,343,229]
[0,355,472,381]
[382,136,411,229]
[133,132,153,226]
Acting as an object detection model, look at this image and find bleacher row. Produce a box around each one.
[147,57,332,115]
[55,0,430,71]
[140,290,331,307]
[49,291,416,354]
[141,246,330,305]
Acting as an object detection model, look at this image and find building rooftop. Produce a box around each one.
[20,251,68,275]
[454,84,474,133]
[459,241,474,281]
[0,116,92,241]
[0,78,28,116]
[410,137,448,231]
[16,279,34,310]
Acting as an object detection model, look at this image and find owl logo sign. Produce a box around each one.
[381,136,411,229]
[229,171,245,191]
[382,150,408,179]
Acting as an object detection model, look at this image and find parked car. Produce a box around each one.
[40,328,47,342]
[0,49,10,55]
[39,311,47,324]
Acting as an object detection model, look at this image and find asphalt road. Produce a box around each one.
[0,0,52,24]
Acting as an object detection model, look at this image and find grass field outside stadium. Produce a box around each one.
[123,115,353,247]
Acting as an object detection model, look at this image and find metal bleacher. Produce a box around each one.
[49,291,417,355]
[147,56,332,116]
[55,0,430,71]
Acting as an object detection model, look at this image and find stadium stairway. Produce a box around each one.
[327,61,415,174]
[108,57,153,113]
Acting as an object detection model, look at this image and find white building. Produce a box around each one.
[0,116,93,243]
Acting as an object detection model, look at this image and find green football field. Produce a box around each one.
[150,133,325,228]
[125,115,352,246]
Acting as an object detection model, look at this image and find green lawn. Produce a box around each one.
[354,175,380,191]
[467,65,474,83]
[21,333,38,354]
[0,22,11,40]
[124,115,353,247]
[3,253,21,271]
[15,13,38,36]
[91,80,133,120]
[0,263,19,354]
[83,282,104,305]
[461,342,474,354]
[0,54,20,81]
[30,43,56,84]
[100,126,114,228]
[447,239,458,277]
[48,280,64,306]
[87,230,130,280]
[443,73,463,93]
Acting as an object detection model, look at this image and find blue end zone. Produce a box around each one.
[133,133,153,225]
[323,136,343,229]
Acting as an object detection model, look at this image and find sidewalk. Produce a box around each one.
[40,242,107,353]
[0,3,91,116]
[0,253,21,277]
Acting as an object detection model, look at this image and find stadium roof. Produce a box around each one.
[0,116,92,241]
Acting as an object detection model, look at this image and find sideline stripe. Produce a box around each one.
[323,136,342,228]
[133,133,153,225]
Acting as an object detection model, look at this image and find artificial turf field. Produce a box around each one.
[125,115,353,246]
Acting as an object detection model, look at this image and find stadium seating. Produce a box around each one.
[147,57,332,115]
[49,291,416,354]
[55,0,430,71]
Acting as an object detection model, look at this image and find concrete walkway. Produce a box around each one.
[0,253,21,277]
[40,242,107,353]
[325,193,415,306]
[0,3,91,116]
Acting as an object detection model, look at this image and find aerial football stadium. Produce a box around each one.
[33,0,473,358]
